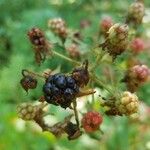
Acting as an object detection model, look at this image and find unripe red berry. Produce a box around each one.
[123,65,150,92]
[131,65,149,82]
[81,111,103,133]
[48,18,67,39]
[130,38,145,53]
[28,28,46,46]
[66,44,80,58]
[100,16,113,37]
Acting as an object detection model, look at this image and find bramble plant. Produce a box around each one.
[17,0,150,141]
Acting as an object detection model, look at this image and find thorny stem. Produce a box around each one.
[72,100,79,127]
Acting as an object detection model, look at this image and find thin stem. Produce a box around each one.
[90,50,106,72]
[52,50,81,66]
[90,74,114,95]
[72,100,79,127]
[91,81,95,105]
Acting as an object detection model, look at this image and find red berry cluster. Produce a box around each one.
[48,18,67,40]
[81,111,103,133]
[123,65,150,92]
[66,44,80,59]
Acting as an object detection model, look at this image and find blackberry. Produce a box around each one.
[43,73,79,108]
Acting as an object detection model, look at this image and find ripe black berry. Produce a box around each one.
[53,74,67,89]
[43,73,79,108]
[66,76,75,88]
[64,88,75,99]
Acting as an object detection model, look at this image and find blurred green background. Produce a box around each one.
[0,0,150,150]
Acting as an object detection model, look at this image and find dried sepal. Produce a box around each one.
[20,70,38,93]
[72,60,89,87]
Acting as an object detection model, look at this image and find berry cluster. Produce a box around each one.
[28,28,46,47]
[123,65,150,92]
[81,111,103,133]
[43,74,79,108]
[48,18,67,39]
[17,103,39,120]
[101,23,129,59]
[102,91,139,116]
[116,91,139,115]
[66,44,80,59]
[126,1,145,25]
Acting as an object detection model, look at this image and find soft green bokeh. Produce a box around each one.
[0,0,150,150]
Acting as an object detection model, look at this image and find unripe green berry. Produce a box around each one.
[116,91,139,115]
[17,103,39,120]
